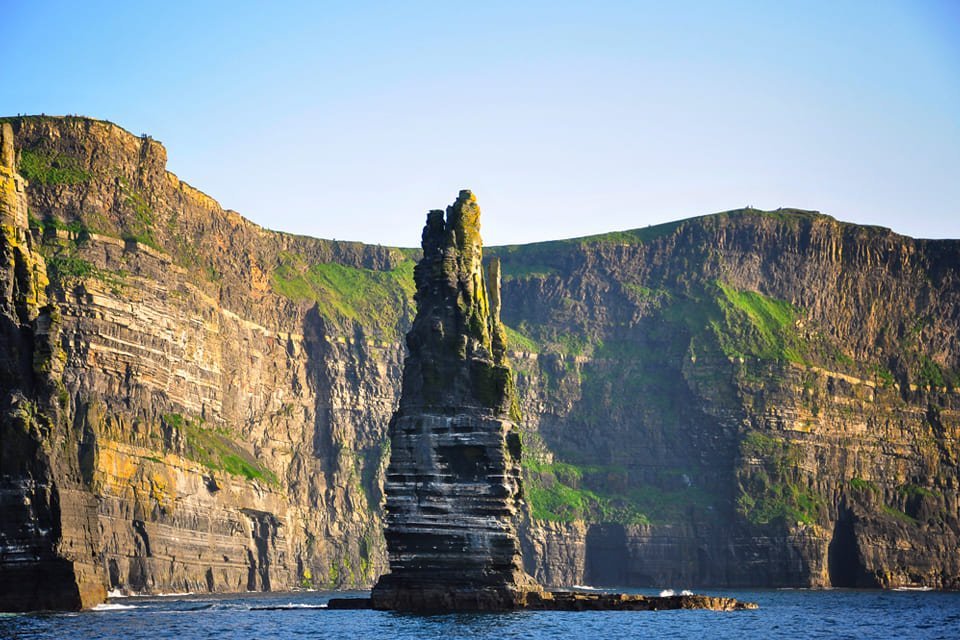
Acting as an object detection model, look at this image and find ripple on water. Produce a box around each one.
[1,590,959,640]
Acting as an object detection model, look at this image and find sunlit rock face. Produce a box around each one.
[371,191,537,611]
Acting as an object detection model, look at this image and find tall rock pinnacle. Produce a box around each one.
[370,190,535,611]
[342,190,755,612]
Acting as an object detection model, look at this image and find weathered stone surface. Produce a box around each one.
[0,115,958,611]
[371,192,536,611]
[0,116,402,610]
[0,129,105,611]
[367,192,756,612]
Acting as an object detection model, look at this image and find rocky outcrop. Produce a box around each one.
[370,192,536,611]
[330,590,757,611]
[0,115,957,611]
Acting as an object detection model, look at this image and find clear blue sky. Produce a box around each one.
[2,1,958,246]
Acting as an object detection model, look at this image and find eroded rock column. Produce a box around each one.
[370,190,535,611]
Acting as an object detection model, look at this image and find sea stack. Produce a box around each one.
[357,191,757,613]
[370,190,537,611]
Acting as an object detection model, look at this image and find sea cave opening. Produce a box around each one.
[827,514,860,588]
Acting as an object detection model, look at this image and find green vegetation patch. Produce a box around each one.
[740,432,799,462]
[551,332,592,357]
[164,413,278,485]
[622,283,673,308]
[869,364,895,388]
[738,480,823,526]
[503,324,539,353]
[18,148,91,185]
[523,460,717,525]
[270,253,415,335]
[47,253,97,280]
[897,483,940,499]
[848,477,880,494]
[118,178,161,250]
[37,222,127,289]
[737,431,823,526]
[524,460,646,523]
[916,355,952,390]
[30,214,93,238]
[713,281,804,363]
[622,483,717,524]
[894,317,959,390]
[525,479,650,525]
[881,504,919,525]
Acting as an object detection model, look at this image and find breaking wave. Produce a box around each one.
[91,603,139,611]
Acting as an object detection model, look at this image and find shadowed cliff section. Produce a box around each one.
[0,115,958,611]
[0,122,105,611]
[489,211,960,589]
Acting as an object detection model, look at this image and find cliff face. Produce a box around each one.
[0,116,957,610]
[492,214,960,589]
[0,117,410,610]
[0,122,106,610]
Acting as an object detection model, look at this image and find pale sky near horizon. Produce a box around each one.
[2,1,958,247]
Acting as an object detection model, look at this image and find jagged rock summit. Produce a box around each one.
[355,191,756,613]
[369,190,537,611]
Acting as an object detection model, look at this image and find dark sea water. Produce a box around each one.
[2,588,958,640]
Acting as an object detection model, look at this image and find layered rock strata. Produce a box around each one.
[365,191,754,612]
[0,117,401,610]
[0,115,957,611]
[370,191,537,611]
[0,122,106,610]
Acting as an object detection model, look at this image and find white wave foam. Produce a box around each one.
[106,589,128,599]
[681,590,694,596]
[92,603,139,611]
[572,585,602,591]
[894,586,933,592]
[659,589,675,597]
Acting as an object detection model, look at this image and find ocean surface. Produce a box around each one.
[1,588,958,640]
